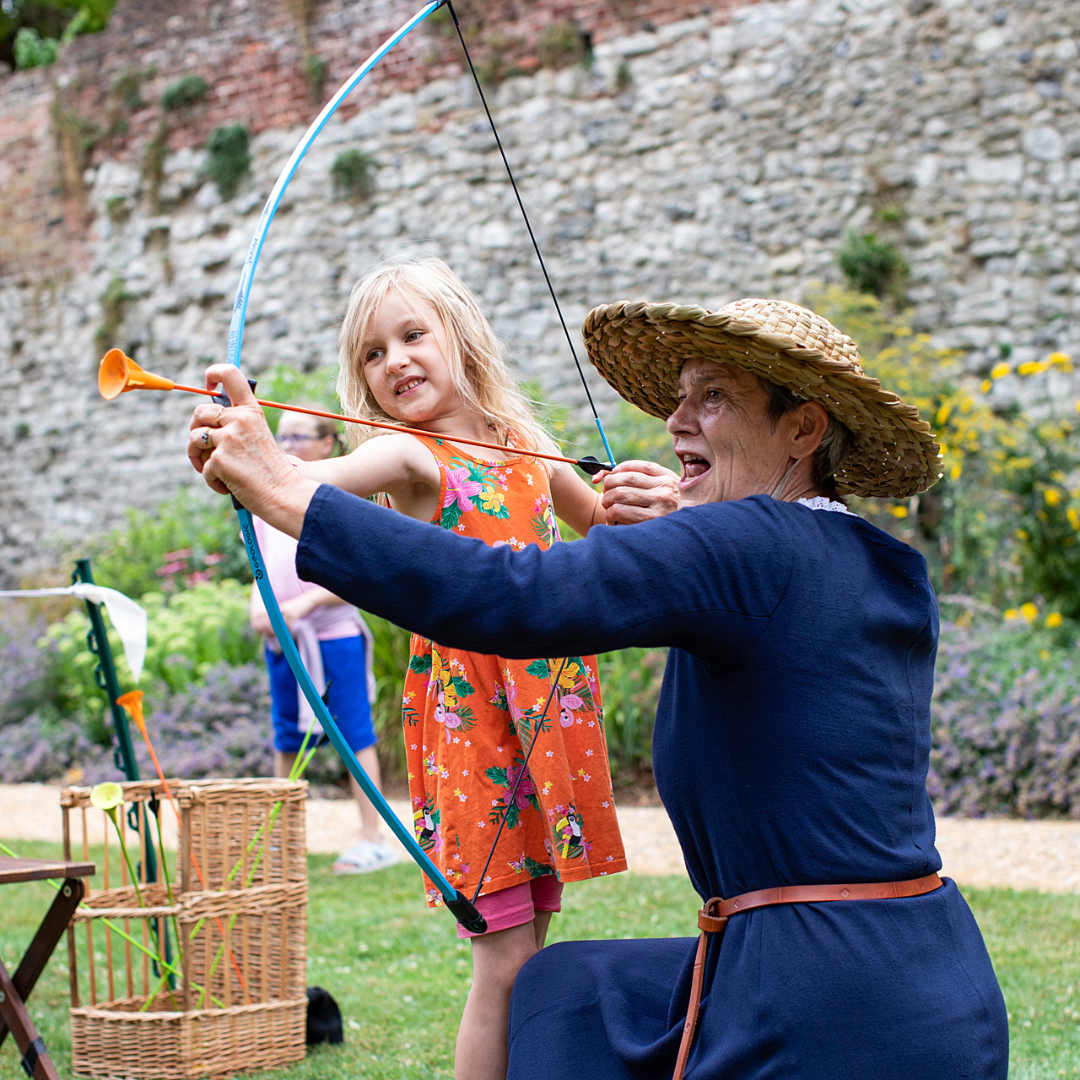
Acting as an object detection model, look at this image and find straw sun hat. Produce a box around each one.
[582,297,943,499]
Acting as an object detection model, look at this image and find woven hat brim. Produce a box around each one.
[583,301,943,499]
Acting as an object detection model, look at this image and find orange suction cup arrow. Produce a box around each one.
[98,353,615,473]
[98,350,177,400]
[116,690,147,736]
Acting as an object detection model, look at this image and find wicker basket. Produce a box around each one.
[62,778,308,1079]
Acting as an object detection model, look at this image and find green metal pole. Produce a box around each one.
[72,559,173,983]
[72,559,140,782]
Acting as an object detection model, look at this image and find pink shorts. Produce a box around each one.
[456,876,564,939]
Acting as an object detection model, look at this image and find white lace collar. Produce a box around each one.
[796,496,855,516]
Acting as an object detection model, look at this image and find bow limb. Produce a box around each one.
[225,0,447,371]
[226,1,484,931]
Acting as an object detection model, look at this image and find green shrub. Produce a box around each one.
[14,27,58,68]
[161,73,209,110]
[305,53,327,97]
[79,486,252,602]
[476,32,518,86]
[364,614,413,779]
[94,275,134,355]
[331,149,377,201]
[997,416,1080,621]
[598,648,665,781]
[3,0,114,66]
[40,580,260,733]
[104,195,129,223]
[813,287,1080,617]
[143,120,168,210]
[204,123,250,199]
[111,66,150,111]
[258,362,343,434]
[538,20,589,69]
[837,231,908,300]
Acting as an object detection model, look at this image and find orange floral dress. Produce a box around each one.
[398,436,627,907]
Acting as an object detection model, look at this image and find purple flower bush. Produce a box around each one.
[1,606,52,723]
[128,662,276,783]
[128,663,352,790]
[0,645,349,791]
[0,605,113,782]
[0,712,114,784]
[9,586,1080,815]
[929,606,1080,818]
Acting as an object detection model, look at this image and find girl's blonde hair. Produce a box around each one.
[337,255,557,464]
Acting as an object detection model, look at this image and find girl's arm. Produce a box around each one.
[548,460,681,535]
[293,432,441,522]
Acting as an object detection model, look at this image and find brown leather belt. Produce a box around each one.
[672,872,943,1080]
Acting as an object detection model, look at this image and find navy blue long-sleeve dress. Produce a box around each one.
[297,485,1008,1080]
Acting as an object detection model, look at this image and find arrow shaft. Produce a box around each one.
[178,382,590,468]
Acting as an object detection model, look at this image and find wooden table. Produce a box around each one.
[0,857,94,1080]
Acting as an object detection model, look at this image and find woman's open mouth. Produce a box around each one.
[678,454,711,484]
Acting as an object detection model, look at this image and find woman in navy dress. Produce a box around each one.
[189,297,1008,1080]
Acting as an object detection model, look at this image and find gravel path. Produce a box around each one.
[3,783,1078,894]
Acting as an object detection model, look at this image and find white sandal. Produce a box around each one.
[332,839,399,874]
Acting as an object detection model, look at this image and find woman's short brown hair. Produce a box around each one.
[757,377,855,500]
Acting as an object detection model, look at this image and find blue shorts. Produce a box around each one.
[266,635,376,754]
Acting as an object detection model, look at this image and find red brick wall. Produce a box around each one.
[0,0,746,283]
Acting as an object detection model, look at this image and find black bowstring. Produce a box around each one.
[470,657,570,905]
[440,3,607,907]
[444,0,615,467]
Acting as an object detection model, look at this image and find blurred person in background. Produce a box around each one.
[249,407,396,874]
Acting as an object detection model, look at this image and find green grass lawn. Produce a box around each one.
[1,838,1078,1078]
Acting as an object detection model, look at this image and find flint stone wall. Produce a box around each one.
[1,0,1079,582]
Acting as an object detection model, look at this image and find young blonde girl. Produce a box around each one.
[293,254,626,1080]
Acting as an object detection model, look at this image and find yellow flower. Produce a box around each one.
[90,782,124,813]
[1068,508,1080,531]
[1021,602,1038,622]
[1017,360,1048,376]
[1040,649,1051,660]
[1015,528,1029,540]
[950,463,962,480]
[990,362,1011,380]
[1046,612,1063,629]
[1003,608,1018,621]
[891,505,909,519]
[935,402,952,426]
[979,379,992,394]
[1048,351,1072,367]
[558,662,582,688]
[1044,488,1062,507]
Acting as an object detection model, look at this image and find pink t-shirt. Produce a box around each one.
[252,516,362,641]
